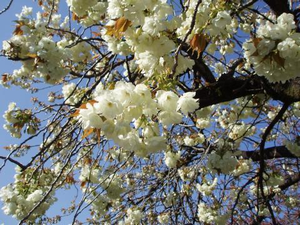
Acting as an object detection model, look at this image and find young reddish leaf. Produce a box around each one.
[105,17,132,38]
[26,53,38,58]
[13,21,25,36]
[252,37,262,48]
[70,100,98,117]
[115,17,132,33]
[80,181,86,188]
[65,174,75,184]
[92,31,101,37]
[72,13,87,22]
[189,34,207,58]
[2,74,8,83]
[82,128,94,140]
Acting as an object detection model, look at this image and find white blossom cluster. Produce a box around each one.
[76,81,198,157]
[3,102,39,138]
[196,178,218,196]
[3,102,22,138]
[102,0,195,78]
[66,0,107,26]
[2,7,92,84]
[228,122,256,144]
[178,166,196,181]
[120,208,143,225]
[197,202,228,224]
[232,159,252,176]
[0,167,57,221]
[207,150,238,174]
[177,0,236,40]
[243,13,300,83]
[164,151,181,168]
[157,212,169,224]
[62,83,85,105]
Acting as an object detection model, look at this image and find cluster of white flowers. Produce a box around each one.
[76,81,198,157]
[3,102,39,138]
[164,151,181,168]
[176,0,238,55]
[102,0,195,78]
[100,173,125,199]
[183,133,205,146]
[0,167,57,221]
[157,212,169,224]
[216,108,238,129]
[66,0,107,25]
[2,7,94,84]
[79,165,101,184]
[215,104,256,145]
[2,9,67,84]
[177,1,234,39]
[198,202,229,224]
[120,208,142,225]
[197,203,217,223]
[3,102,22,138]
[88,194,110,220]
[243,13,300,83]
[62,83,84,105]
[196,178,218,196]
[178,167,196,181]
[207,150,238,174]
[228,122,256,143]
[232,159,252,176]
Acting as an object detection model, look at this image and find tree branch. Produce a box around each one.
[195,75,263,109]
[239,146,298,162]
[0,0,14,15]
[0,156,26,170]
[263,0,291,16]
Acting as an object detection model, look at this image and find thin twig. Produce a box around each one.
[0,0,14,15]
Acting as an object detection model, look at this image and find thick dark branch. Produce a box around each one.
[262,77,300,103]
[181,43,216,84]
[0,155,26,170]
[195,75,263,109]
[239,146,298,162]
[279,173,300,191]
[266,173,300,200]
[195,74,300,109]
[263,0,291,16]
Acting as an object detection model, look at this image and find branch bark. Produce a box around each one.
[239,146,298,162]
[263,0,291,16]
[195,75,264,109]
